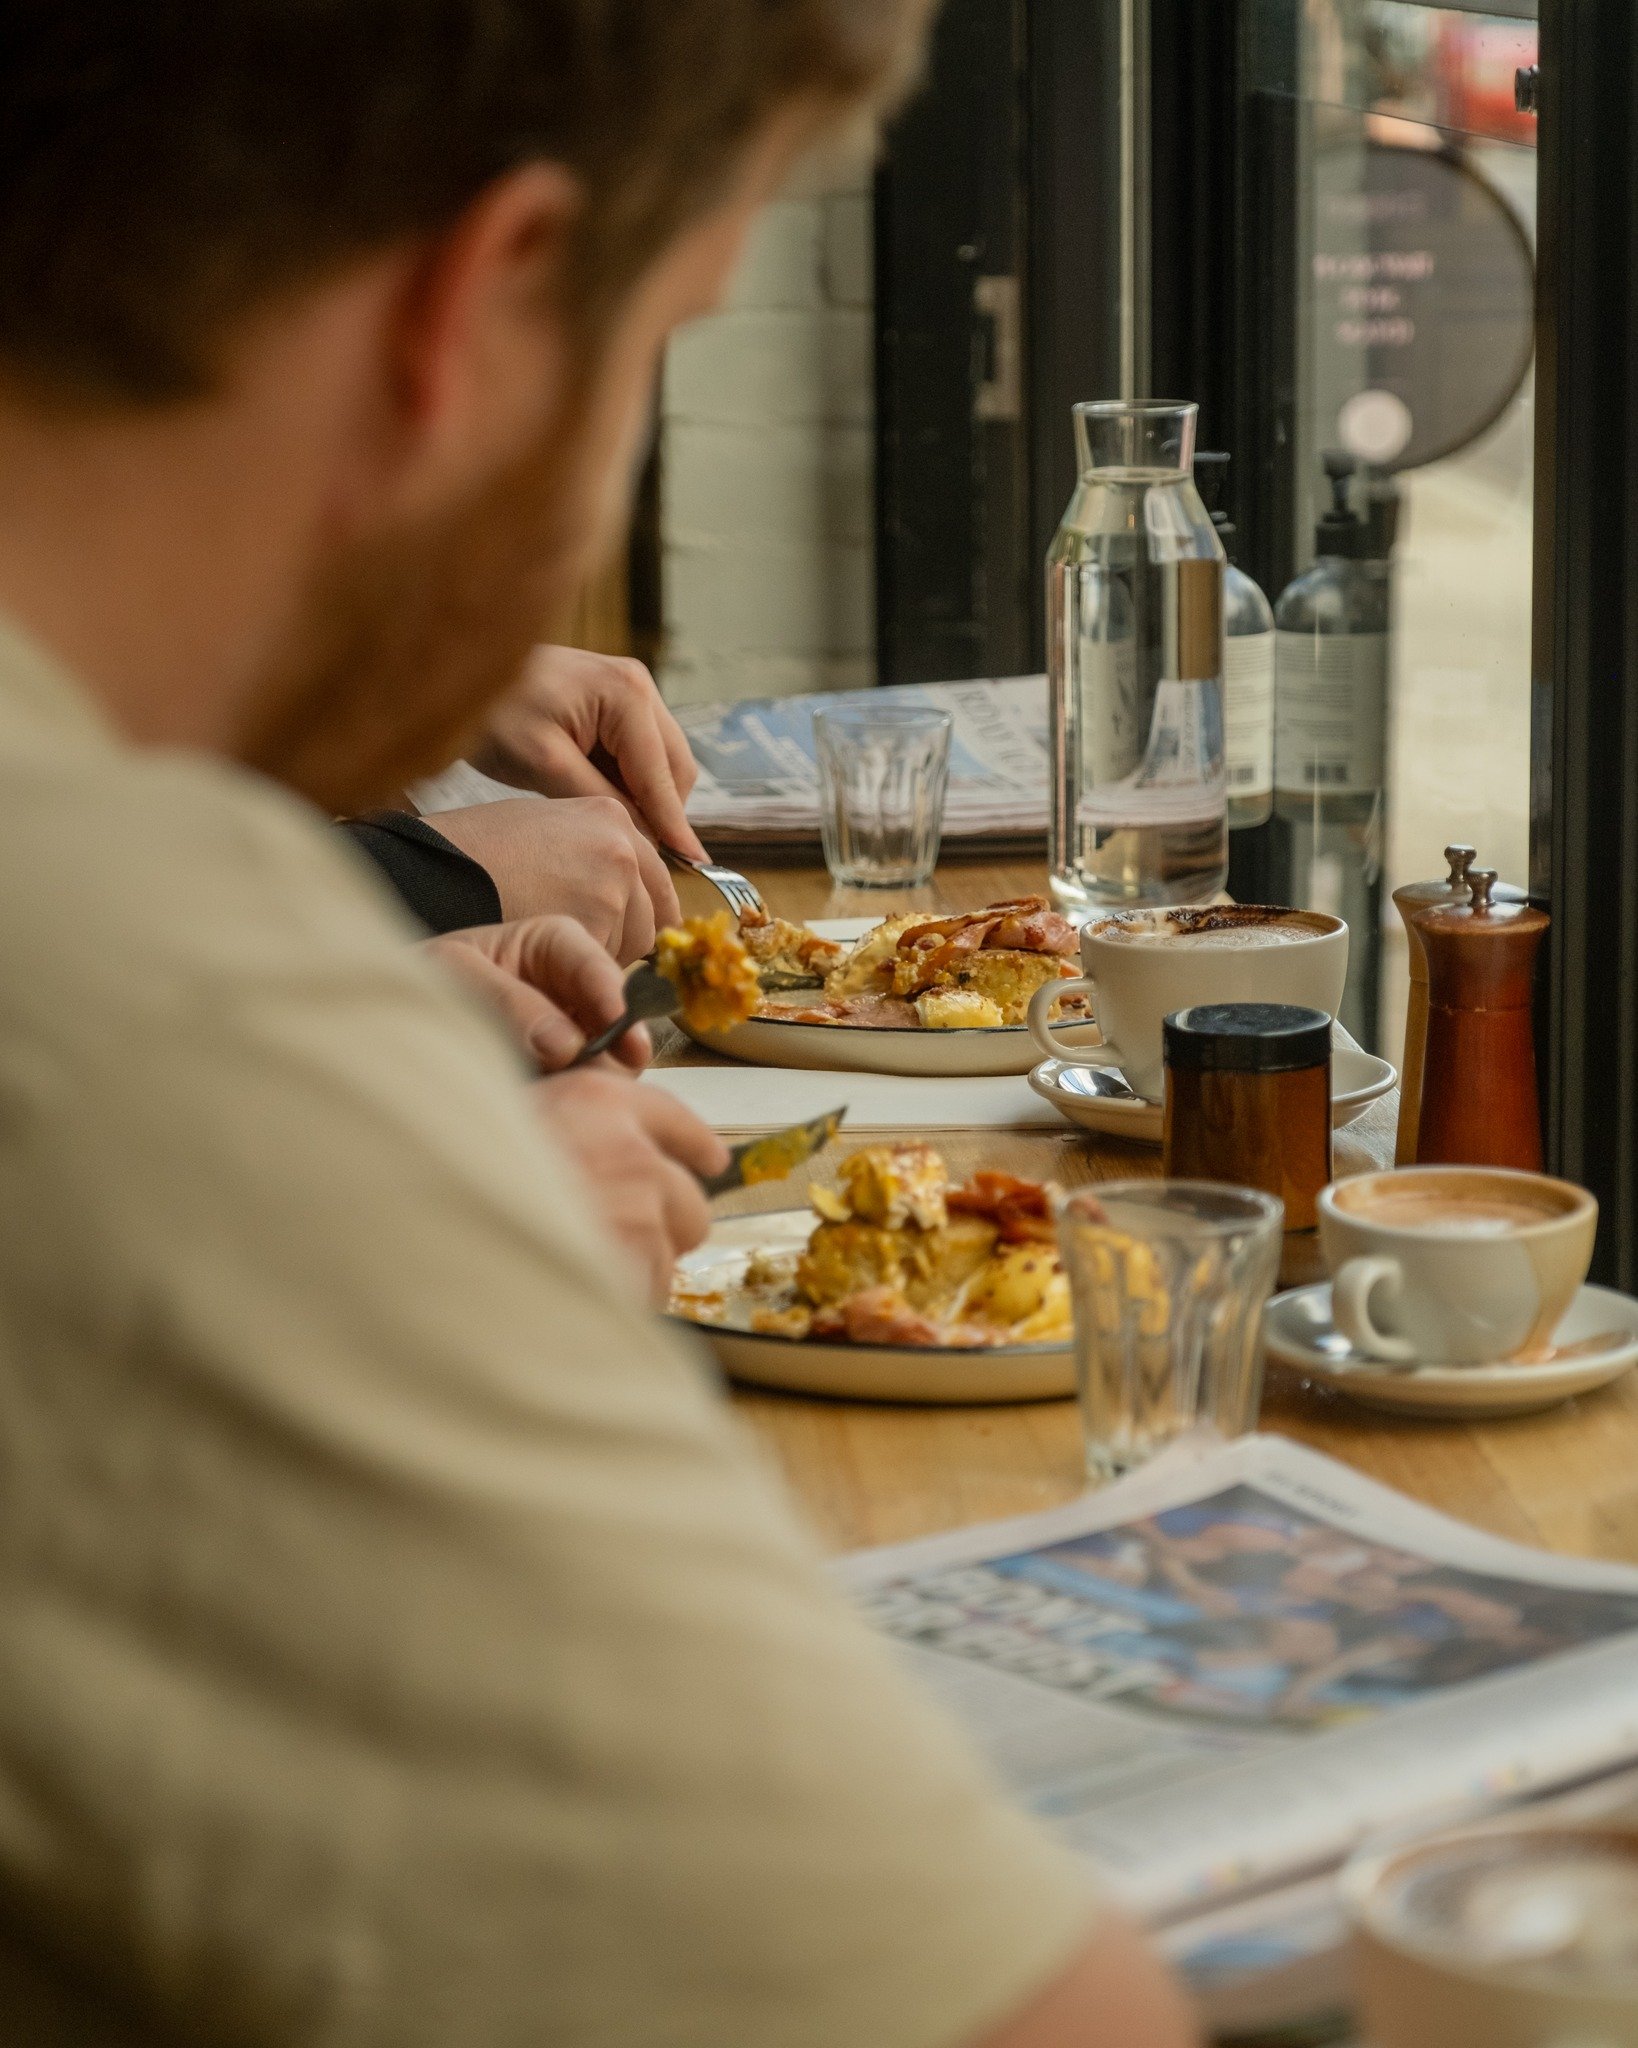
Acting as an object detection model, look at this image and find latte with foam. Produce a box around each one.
[1032,900,1348,1099]
[1319,1167,1598,1366]
[1089,906,1335,950]
[1336,1175,1575,1236]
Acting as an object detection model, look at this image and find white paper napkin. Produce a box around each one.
[643,1064,1061,1131]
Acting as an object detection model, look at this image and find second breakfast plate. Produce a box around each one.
[1028,1042,1398,1146]
[683,917,1105,1077]
[670,1208,1076,1403]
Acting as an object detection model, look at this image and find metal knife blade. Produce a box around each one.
[699,1106,848,1199]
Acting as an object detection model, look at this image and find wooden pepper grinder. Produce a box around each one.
[1393,844,1475,1164]
[1413,869,1549,1170]
[1392,846,1527,1163]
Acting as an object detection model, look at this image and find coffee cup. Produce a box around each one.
[1318,1166,1597,1366]
[1026,905,1348,1103]
[1343,1818,1638,2048]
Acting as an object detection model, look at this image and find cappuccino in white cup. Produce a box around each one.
[1319,1166,1597,1365]
[1027,905,1348,1102]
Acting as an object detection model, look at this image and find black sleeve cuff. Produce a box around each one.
[338,811,504,936]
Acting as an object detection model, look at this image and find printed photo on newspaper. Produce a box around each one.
[835,1435,1638,1927]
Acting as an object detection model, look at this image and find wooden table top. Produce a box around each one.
[667,859,1638,1567]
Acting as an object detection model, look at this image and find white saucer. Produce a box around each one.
[1264,1281,1638,1417]
[1028,1043,1397,1146]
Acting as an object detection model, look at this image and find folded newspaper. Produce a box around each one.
[676,676,1051,847]
[838,1433,1638,2038]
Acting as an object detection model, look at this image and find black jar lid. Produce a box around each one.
[1164,1003,1332,1074]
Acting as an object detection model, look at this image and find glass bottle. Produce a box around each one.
[1273,452,1396,1048]
[1195,452,1274,830]
[1048,400,1227,913]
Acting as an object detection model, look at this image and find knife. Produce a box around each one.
[699,1106,848,1199]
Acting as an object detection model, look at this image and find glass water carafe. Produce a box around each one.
[1048,400,1228,912]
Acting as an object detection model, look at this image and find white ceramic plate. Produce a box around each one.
[685,917,1102,1077]
[1264,1280,1638,1418]
[1028,1042,1398,1147]
[670,1208,1075,1404]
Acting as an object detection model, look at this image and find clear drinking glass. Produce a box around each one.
[814,702,952,887]
[1054,1180,1283,1482]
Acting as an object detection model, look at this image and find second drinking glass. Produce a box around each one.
[1054,1180,1283,1481]
[814,702,952,887]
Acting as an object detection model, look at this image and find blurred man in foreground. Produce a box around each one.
[0,6,1197,2045]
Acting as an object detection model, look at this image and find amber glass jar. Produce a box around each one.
[1162,1003,1333,1231]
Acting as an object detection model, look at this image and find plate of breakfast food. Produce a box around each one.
[669,1142,1077,1402]
[683,897,1105,1076]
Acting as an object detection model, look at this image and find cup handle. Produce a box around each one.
[1027,976,1123,1067]
[1332,1256,1418,1363]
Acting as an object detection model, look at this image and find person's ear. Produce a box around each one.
[388,163,584,502]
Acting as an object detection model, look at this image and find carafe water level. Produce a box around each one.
[1048,400,1227,913]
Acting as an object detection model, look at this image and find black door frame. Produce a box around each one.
[1532,0,1638,1285]
[874,0,1034,687]
[874,0,1124,687]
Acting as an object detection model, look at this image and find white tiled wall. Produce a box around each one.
[657,160,876,706]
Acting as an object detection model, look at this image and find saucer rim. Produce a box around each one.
[1263,1278,1638,1384]
[1029,1046,1397,1120]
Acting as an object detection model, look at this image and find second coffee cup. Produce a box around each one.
[1027,905,1349,1102]
[1319,1166,1597,1365]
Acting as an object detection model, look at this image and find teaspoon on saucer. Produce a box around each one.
[1066,1067,1142,1102]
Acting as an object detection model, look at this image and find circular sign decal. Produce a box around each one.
[1311,135,1535,474]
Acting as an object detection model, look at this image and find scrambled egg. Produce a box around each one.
[896,948,1071,1024]
[818,1143,948,1229]
[740,917,845,981]
[817,903,1077,1025]
[823,914,928,998]
[963,1243,1067,1330]
[653,912,761,1033]
[746,1144,1073,1348]
[915,989,1004,1029]
[796,1214,1000,1315]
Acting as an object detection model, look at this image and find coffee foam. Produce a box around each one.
[1089,906,1335,948]
[1378,1839,1638,1979]
[1337,1171,1581,1234]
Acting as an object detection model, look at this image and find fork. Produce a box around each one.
[567,961,681,1068]
[659,843,770,927]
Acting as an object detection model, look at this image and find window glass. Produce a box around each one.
[1249,1,1537,1056]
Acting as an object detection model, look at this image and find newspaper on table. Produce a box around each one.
[837,1433,1638,1936]
[676,676,1051,844]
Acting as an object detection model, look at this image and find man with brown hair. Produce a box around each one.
[0,7,1197,2043]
